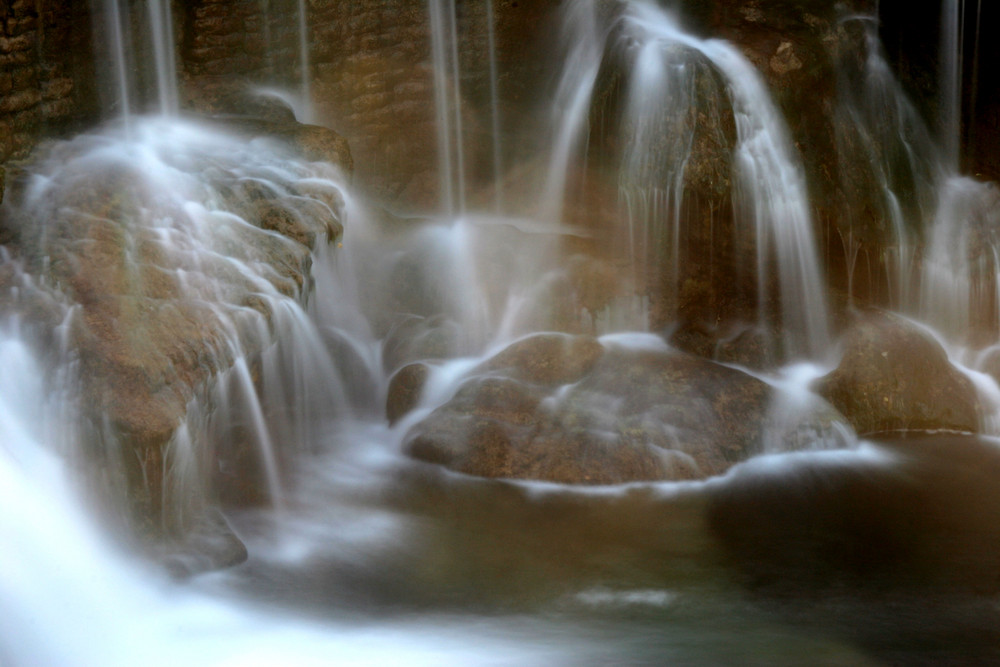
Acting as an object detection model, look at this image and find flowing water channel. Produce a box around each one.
[4,0,1000,664]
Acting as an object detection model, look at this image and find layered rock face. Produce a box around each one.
[0,0,98,163]
[180,0,558,210]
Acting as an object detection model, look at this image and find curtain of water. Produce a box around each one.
[485,0,504,211]
[428,0,467,216]
[939,0,963,172]
[546,0,829,355]
[92,0,179,120]
[92,0,133,130]
[297,0,313,122]
[149,0,180,116]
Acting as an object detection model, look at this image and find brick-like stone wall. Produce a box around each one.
[179,0,560,211]
[1,0,98,163]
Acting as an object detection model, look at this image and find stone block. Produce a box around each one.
[0,89,40,114]
[42,77,74,101]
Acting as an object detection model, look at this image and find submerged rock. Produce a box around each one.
[404,333,829,484]
[813,312,980,434]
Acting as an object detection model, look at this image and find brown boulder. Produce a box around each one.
[404,338,812,484]
[405,373,685,484]
[272,123,354,175]
[479,332,605,385]
[813,312,981,434]
[386,362,431,425]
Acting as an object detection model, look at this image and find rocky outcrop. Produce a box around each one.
[403,333,840,483]
[813,312,981,434]
[1,116,351,537]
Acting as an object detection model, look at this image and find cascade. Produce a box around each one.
[939,0,963,171]
[832,12,938,310]
[910,0,998,345]
[428,0,467,216]
[4,0,1000,663]
[543,0,829,356]
[90,0,179,122]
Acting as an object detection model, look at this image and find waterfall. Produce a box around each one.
[149,0,180,116]
[3,118,359,534]
[428,0,467,216]
[6,0,1000,663]
[542,0,829,355]
[91,0,180,121]
[485,0,504,211]
[832,12,938,310]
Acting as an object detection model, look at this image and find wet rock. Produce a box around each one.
[273,123,354,175]
[405,340,793,484]
[813,312,980,434]
[3,125,349,540]
[386,362,431,424]
[713,325,780,369]
[406,374,685,484]
[479,332,605,385]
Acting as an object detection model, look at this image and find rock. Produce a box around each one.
[813,312,980,434]
[770,41,803,75]
[406,374,685,484]
[273,123,354,175]
[382,314,462,373]
[387,362,431,424]
[405,341,794,484]
[2,124,348,540]
[479,332,605,385]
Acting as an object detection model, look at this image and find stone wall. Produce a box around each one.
[0,0,98,163]
[179,0,559,211]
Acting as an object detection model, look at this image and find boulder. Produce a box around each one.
[386,362,431,424]
[479,332,605,385]
[404,335,817,484]
[813,312,980,434]
[272,123,354,175]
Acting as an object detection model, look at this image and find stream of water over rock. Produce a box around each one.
[3,0,1000,664]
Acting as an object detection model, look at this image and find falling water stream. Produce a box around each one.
[4,0,1000,664]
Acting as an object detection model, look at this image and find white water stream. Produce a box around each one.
[4,0,1000,664]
